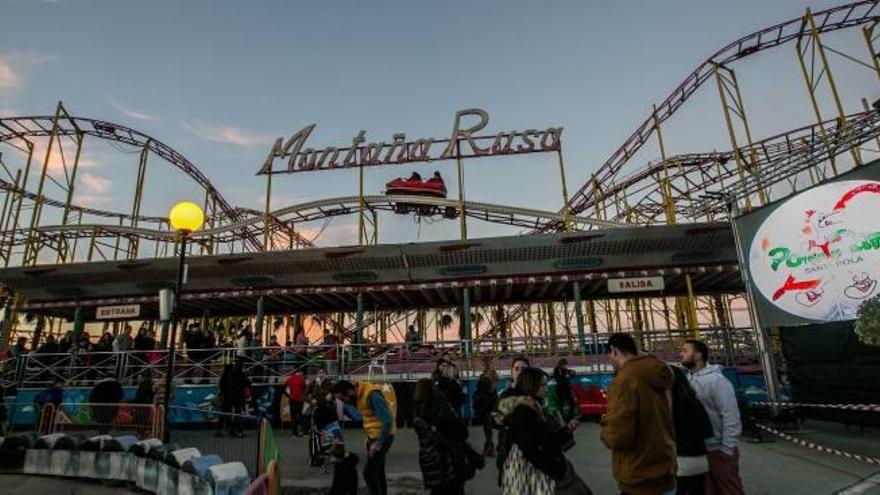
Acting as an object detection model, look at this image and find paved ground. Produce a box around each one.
[273,420,880,494]
[2,420,877,494]
[0,475,141,494]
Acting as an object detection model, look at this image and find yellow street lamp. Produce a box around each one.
[163,200,204,442]
[169,200,205,234]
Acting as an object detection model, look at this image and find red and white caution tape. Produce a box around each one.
[750,401,880,413]
[755,423,880,465]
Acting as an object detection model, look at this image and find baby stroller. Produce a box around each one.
[309,407,344,473]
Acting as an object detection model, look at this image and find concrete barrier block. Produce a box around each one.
[167,447,201,468]
[23,449,50,475]
[183,454,223,479]
[177,470,214,495]
[147,442,178,462]
[54,432,88,450]
[156,462,178,495]
[1,432,38,450]
[83,434,114,451]
[34,433,67,450]
[130,437,163,457]
[103,451,129,480]
[105,435,138,452]
[78,451,98,478]
[135,457,160,492]
[208,461,250,495]
[49,449,77,477]
[124,451,139,482]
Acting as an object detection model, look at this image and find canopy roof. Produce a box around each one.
[0,223,742,320]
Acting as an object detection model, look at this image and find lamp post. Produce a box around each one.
[163,200,204,442]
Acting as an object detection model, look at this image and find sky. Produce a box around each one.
[1,0,877,248]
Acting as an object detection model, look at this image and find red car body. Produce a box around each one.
[385,177,447,198]
[571,383,609,417]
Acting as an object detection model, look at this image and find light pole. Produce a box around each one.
[163,200,204,442]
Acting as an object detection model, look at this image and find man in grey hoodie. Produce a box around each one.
[681,339,745,495]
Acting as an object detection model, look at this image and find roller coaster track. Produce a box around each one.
[0,176,166,224]
[0,115,264,250]
[13,194,623,247]
[595,109,880,223]
[0,176,315,251]
[562,0,880,220]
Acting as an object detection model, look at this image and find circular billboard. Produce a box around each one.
[749,180,880,323]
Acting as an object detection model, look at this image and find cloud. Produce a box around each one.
[181,119,272,147]
[0,61,20,90]
[107,97,156,121]
[1,138,103,174]
[81,172,111,193]
[75,194,113,208]
[0,51,54,92]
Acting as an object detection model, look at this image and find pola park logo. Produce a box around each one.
[749,180,880,322]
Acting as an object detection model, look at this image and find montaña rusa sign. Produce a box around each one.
[257,108,563,175]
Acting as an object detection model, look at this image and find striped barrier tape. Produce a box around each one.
[755,423,880,465]
[750,401,880,413]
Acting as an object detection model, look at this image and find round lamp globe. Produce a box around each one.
[169,201,204,233]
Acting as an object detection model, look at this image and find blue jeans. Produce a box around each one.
[364,436,394,495]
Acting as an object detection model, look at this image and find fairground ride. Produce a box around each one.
[2,1,880,356]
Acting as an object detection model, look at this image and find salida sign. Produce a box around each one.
[608,276,665,293]
[749,180,880,323]
[258,108,563,174]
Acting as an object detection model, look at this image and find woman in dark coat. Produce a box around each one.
[133,327,154,367]
[671,365,714,495]
[218,360,251,437]
[497,367,579,495]
[412,378,470,495]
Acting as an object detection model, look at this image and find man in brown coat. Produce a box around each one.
[601,333,677,495]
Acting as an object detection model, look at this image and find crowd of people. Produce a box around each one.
[8,329,745,495]
[600,334,744,495]
[314,334,743,495]
[1,319,353,387]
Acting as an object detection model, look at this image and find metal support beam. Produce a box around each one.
[355,292,364,345]
[255,296,265,342]
[456,141,468,241]
[713,65,767,208]
[797,8,861,171]
[461,287,472,354]
[572,282,587,351]
[72,305,84,343]
[729,200,781,407]
[684,273,700,338]
[159,319,170,350]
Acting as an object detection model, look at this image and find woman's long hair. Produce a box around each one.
[515,367,547,399]
[671,365,698,403]
[413,378,449,421]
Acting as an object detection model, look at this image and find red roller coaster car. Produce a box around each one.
[385,172,447,198]
[572,383,608,418]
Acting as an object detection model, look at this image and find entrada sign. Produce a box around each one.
[96,304,140,320]
[258,108,563,174]
[608,276,665,293]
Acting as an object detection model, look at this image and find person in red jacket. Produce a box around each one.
[285,368,308,436]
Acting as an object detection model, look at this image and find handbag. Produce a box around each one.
[502,444,555,495]
[454,441,485,481]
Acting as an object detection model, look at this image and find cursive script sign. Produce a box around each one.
[258,108,563,175]
[749,179,880,323]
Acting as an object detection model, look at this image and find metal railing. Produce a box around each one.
[3,326,757,387]
[39,402,164,438]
